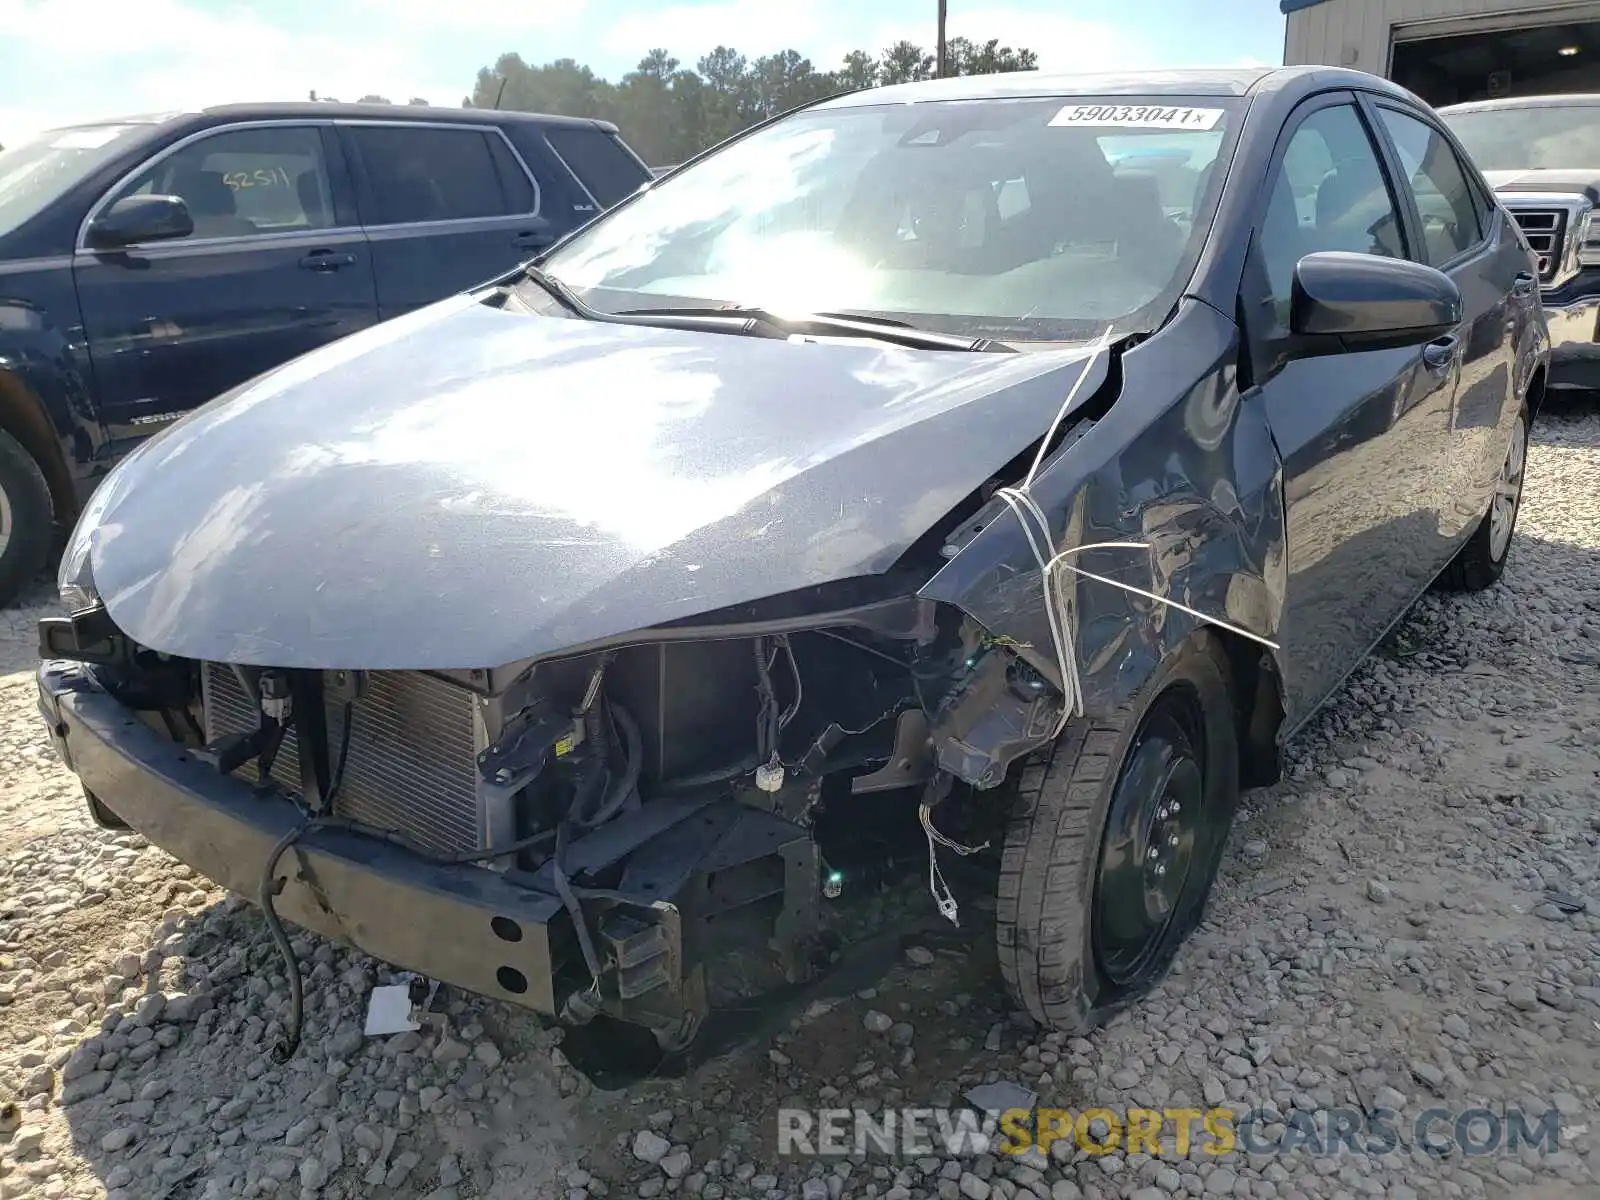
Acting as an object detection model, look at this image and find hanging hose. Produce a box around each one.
[261,821,310,1063]
[753,637,779,761]
[776,634,803,730]
[571,702,642,830]
[261,701,353,1064]
[550,821,605,1002]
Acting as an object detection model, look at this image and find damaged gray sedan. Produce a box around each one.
[38,65,1545,1058]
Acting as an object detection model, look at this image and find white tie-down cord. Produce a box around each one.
[921,332,1280,925]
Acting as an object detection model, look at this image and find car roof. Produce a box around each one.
[1440,94,1600,114]
[814,65,1415,109]
[62,102,617,134]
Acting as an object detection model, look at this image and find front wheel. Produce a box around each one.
[0,429,54,608]
[996,633,1239,1032]
[1437,405,1527,593]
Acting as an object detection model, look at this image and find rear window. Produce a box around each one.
[543,128,649,207]
[349,125,528,226]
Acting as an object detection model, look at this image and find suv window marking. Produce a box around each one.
[336,119,542,225]
[75,119,356,253]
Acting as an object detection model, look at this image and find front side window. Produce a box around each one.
[349,126,525,226]
[537,96,1238,342]
[1257,104,1405,318]
[0,123,151,241]
[1442,103,1600,172]
[110,125,333,241]
[1377,107,1480,266]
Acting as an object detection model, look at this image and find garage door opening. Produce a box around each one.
[1392,19,1600,106]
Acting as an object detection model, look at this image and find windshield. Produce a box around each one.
[0,123,151,241]
[538,96,1238,342]
[1442,104,1600,172]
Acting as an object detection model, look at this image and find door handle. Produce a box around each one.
[1512,271,1537,297]
[299,251,357,272]
[1422,335,1459,372]
[513,230,553,250]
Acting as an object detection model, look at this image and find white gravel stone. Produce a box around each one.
[632,1129,671,1164]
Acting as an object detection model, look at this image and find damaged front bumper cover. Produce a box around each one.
[37,661,815,1036]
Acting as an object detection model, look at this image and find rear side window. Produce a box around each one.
[349,125,530,226]
[1375,106,1482,266]
[543,127,648,207]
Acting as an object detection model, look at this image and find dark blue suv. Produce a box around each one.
[0,102,650,604]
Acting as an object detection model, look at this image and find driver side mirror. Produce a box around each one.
[1288,250,1461,355]
[86,195,194,249]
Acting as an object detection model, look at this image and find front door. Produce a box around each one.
[340,122,551,318]
[1243,95,1457,722]
[73,122,378,448]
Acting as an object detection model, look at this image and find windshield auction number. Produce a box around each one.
[1050,105,1224,131]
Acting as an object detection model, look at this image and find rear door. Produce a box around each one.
[1367,99,1529,551]
[340,121,548,317]
[1243,94,1454,722]
[73,121,377,444]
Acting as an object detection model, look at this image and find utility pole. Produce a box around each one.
[936,0,948,78]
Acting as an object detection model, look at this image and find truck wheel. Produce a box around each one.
[996,632,1239,1032]
[0,429,54,608]
[1437,405,1527,593]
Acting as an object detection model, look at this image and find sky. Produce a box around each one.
[0,0,1287,147]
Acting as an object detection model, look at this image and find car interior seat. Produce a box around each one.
[1315,163,1404,259]
[294,170,328,228]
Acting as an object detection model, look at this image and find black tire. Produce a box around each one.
[1437,404,1528,593]
[996,631,1239,1031]
[0,429,55,608]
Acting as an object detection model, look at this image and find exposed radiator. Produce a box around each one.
[1509,208,1566,282]
[201,664,484,855]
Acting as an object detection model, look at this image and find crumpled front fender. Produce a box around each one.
[921,299,1287,728]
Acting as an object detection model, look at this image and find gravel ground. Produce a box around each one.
[1,403,1597,1200]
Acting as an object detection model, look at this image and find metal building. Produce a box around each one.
[1282,0,1600,105]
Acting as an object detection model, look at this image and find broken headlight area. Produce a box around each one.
[38,607,202,744]
[54,585,1070,1058]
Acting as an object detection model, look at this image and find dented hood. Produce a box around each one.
[79,294,1105,669]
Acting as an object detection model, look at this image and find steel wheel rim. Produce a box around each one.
[0,481,11,560]
[1093,688,1207,986]
[1489,414,1526,562]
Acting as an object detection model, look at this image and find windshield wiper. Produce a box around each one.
[611,305,1015,353]
[515,274,1013,352]
[519,265,594,317]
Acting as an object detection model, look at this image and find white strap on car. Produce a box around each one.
[992,330,1280,739]
[921,331,1281,927]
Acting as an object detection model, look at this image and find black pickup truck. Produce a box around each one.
[1441,94,1600,397]
[0,102,650,605]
